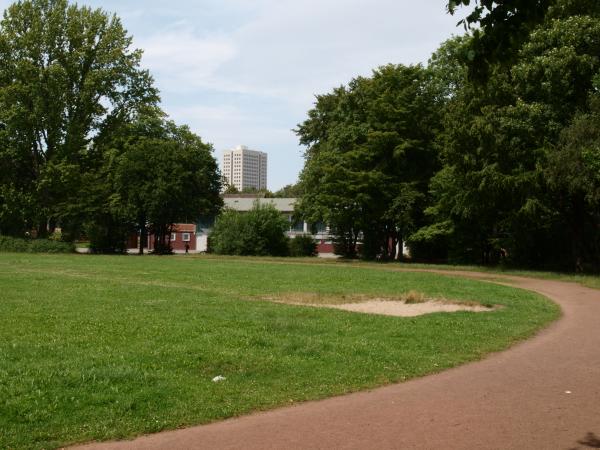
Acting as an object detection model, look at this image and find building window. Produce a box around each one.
[171,233,176,241]
[182,233,191,242]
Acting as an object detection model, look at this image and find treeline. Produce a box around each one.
[0,0,222,253]
[222,183,304,198]
[296,0,600,271]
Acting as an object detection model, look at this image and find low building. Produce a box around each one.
[167,224,197,252]
[129,224,197,253]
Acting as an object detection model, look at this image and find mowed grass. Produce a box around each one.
[0,254,559,449]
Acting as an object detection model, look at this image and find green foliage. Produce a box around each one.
[447,0,554,79]
[296,64,442,260]
[292,4,600,271]
[273,183,304,198]
[544,93,600,268]
[288,234,317,257]
[210,203,290,256]
[223,183,240,194]
[0,0,158,237]
[0,235,74,253]
[84,220,129,254]
[417,8,600,270]
[107,113,222,254]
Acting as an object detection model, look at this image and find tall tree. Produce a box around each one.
[296,64,441,259]
[110,114,222,254]
[447,0,553,79]
[0,0,158,236]
[423,6,600,268]
[545,92,600,269]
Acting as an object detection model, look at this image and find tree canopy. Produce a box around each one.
[296,64,442,259]
[108,114,222,254]
[0,0,158,237]
[296,0,600,270]
[0,0,223,253]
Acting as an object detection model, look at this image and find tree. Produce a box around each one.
[0,0,158,237]
[296,64,441,259]
[423,8,600,268]
[545,93,600,269]
[110,114,222,254]
[209,202,290,256]
[223,183,240,194]
[447,0,553,79]
[447,0,600,79]
[273,183,304,198]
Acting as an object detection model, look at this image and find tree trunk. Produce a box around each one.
[396,233,403,262]
[37,219,48,238]
[571,194,586,272]
[138,213,146,255]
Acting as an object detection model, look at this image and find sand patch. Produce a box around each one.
[261,291,497,317]
[329,299,494,317]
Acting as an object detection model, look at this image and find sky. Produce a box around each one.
[0,0,466,190]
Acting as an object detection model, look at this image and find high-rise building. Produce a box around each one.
[222,145,268,191]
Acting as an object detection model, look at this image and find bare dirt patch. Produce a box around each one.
[261,291,497,317]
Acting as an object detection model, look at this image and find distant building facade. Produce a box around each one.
[222,145,268,191]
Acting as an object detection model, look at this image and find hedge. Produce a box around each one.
[0,235,75,253]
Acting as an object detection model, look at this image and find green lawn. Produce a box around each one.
[0,253,559,449]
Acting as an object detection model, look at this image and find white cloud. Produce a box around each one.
[134,0,466,103]
[137,29,238,92]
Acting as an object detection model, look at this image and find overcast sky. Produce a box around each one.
[0,0,466,190]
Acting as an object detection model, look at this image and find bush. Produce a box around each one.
[85,221,129,254]
[0,235,28,252]
[289,234,317,257]
[0,235,74,253]
[210,202,290,256]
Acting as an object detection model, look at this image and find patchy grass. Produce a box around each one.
[262,289,479,307]
[262,290,429,305]
[402,290,427,304]
[0,253,559,449]
[261,290,498,318]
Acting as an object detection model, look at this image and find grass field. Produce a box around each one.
[0,253,560,449]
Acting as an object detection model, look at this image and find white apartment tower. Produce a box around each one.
[222,145,268,191]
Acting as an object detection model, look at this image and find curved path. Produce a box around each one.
[75,271,600,450]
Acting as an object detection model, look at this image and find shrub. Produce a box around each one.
[210,202,290,256]
[0,235,28,252]
[0,235,74,253]
[289,234,317,257]
[85,221,129,254]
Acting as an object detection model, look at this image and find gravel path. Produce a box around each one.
[73,271,600,450]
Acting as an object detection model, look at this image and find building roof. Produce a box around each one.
[223,197,297,213]
[173,224,196,233]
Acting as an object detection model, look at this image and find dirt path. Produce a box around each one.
[73,271,600,450]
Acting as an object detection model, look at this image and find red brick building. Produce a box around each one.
[164,224,197,252]
[129,224,197,253]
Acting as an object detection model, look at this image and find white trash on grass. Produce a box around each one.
[212,375,226,383]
